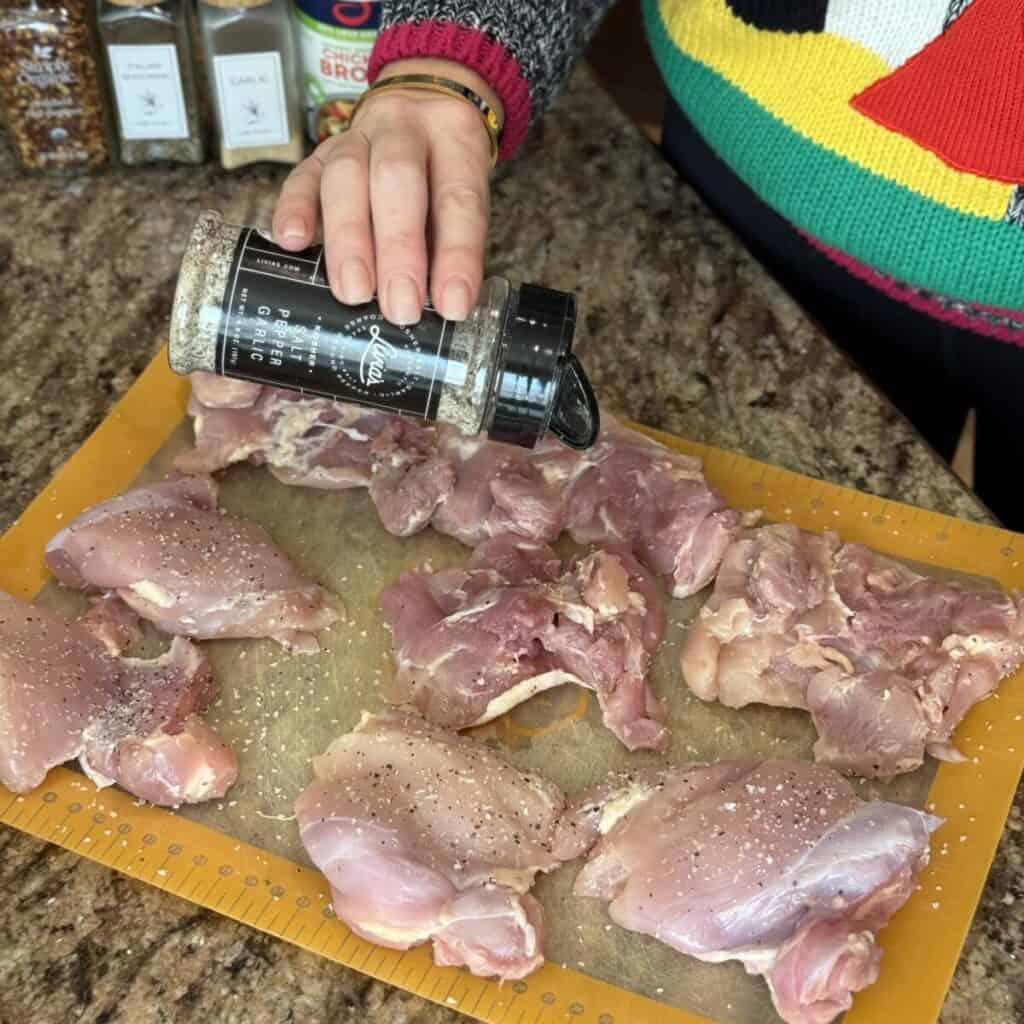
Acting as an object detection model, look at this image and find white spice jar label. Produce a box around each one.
[108,44,189,141]
[213,51,290,150]
[108,43,190,141]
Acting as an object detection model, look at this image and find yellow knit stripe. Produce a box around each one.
[659,0,1010,220]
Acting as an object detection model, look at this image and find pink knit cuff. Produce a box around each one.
[369,22,531,161]
[801,230,1024,348]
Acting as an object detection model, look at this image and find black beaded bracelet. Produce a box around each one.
[346,73,503,166]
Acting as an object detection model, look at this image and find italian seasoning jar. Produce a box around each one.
[97,0,205,165]
[169,211,600,449]
[0,0,114,173]
[197,0,304,169]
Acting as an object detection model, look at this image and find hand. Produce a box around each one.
[272,59,501,326]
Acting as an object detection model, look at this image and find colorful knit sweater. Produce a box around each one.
[370,0,1024,343]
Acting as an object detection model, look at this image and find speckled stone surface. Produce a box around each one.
[0,66,1019,1024]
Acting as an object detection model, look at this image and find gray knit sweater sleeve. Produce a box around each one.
[370,0,616,156]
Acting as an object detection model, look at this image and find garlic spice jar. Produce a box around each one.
[197,0,304,169]
[169,211,600,450]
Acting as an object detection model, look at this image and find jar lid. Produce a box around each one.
[549,354,600,449]
[487,284,598,450]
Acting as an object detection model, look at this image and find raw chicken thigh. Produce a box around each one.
[178,379,400,490]
[562,421,741,597]
[572,759,940,1024]
[681,523,1024,776]
[380,535,670,751]
[429,431,568,546]
[0,591,237,806]
[294,710,593,979]
[366,418,455,536]
[188,370,263,409]
[45,474,341,652]
[178,375,738,597]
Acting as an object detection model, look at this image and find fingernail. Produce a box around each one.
[386,275,421,325]
[441,279,471,321]
[278,217,307,242]
[339,259,372,304]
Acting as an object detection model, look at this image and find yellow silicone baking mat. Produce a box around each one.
[3,346,1023,1024]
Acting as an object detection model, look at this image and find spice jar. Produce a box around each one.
[97,0,204,164]
[169,211,600,450]
[0,0,114,173]
[197,0,304,169]
[291,0,379,141]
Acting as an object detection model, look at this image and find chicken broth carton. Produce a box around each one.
[291,0,380,140]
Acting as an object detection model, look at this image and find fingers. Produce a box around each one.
[368,121,431,325]
[428,104,491,320]
[318,130,376,305]
[273,153,324,251]
[286,90,493,325]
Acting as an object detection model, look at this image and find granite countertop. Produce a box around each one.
[0,66,1019,1024]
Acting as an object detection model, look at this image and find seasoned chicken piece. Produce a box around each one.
[681,523,1024,777]
[563,420,740,598]
[572,760,940,1024]
[0,592,236,806]
[294,710,592,980]
[45,474,341,652]
[380,537,669,751]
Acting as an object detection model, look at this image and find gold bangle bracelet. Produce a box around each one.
[340,74,502,167]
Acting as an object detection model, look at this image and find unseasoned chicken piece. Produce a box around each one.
[178,377,740,596]
[45,474,341,652]
[572,759,940,1024]
[429,431,568,546]
[380,537,669,751]
[563,420,740,598]
[188,371,263,409]
[0,592,237,806]
[681,524,845,706]
[294,710,592,980]
[177,375,400,489]
[174,390,274,475]
[367,418,455,536]
[681,523,1024,777]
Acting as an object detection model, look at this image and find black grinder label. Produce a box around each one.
[215,229,452,417]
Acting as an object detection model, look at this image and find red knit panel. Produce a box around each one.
[369,22,531,160]
[851,0,1024,184]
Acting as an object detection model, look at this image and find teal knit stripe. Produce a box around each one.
[642,0,1023,311]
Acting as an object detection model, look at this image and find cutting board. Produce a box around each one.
[3,347,1023,1024]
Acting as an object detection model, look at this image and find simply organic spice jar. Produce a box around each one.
[97,0,205,165]
[197,0,304,169]
[0,0,115,173]
[169,211,600,450]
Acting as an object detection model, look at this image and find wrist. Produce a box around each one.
[374,58,504,128]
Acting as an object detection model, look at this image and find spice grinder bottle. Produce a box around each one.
[0,0,115,173]
[97,0,205,165]
[290,0,379,142]
[197,0,304,169]
[169,210,600,450]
